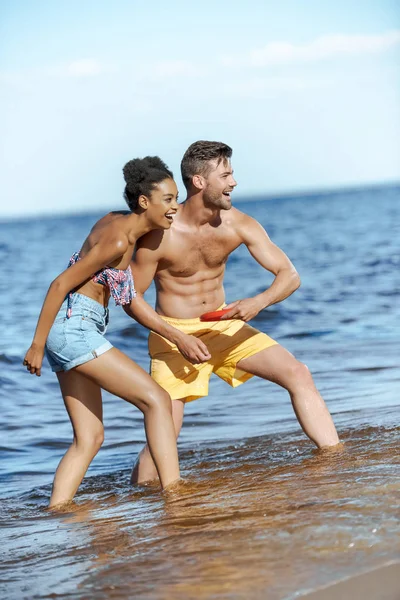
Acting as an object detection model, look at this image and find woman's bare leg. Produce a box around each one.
[131,399,185,485]
[76,348,180,489]
[50,371,104,508]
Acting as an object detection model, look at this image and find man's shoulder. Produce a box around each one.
[222,207,259,230]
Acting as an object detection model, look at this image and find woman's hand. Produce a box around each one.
[175,333,211,364]
[23,343,45,376]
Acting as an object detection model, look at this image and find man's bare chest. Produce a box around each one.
[161,232,240,277]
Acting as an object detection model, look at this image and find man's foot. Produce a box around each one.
[130,448,159,485]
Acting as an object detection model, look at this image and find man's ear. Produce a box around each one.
[192,174,205,190]
[138,195,149,210]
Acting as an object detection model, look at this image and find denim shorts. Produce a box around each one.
[45,293,113,372]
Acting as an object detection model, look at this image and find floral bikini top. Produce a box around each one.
[66,251,136,318]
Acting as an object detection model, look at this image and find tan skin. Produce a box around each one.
[124,158,340,484]
[23,177,194,507]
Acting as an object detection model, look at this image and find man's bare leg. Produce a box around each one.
[237,345,340,448]
[131,399,186,484]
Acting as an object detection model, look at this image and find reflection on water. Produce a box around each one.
[2,425,399,599]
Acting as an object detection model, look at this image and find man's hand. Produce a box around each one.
[221,297,265,322]
[174,332,211,364]
[23,343,45,376]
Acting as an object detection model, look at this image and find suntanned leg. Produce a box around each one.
[50,348,180,507]
[237,345,340,448]
[76,348,180,490]
[131,399,185,485]
[50,370,104,508]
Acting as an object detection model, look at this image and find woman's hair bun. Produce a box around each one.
[122,156,173,211]
[123,159,147,190]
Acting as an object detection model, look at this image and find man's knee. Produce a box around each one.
[287,360,313,387]
[172,399,185,437]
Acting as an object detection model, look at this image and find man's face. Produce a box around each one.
[202,159,237,210]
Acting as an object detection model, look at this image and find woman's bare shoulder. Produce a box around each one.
[91,211,128,231]
[80,213,130,257]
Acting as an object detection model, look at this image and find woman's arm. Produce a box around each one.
[124,294,211,364]
[23,236,128,376]
[123,234,211,364]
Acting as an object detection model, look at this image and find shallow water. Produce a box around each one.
[1,184,399,598]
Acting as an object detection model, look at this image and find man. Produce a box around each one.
[125,140,340,484]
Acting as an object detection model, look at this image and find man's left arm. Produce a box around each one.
[222,215,300,321]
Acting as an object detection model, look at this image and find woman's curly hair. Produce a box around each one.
[123,156,173,210]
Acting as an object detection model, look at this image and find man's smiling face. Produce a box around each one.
[201,158,237,210]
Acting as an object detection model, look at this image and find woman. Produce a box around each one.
[23,156,181,507]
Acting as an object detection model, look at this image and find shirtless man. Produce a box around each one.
[125,140,340,484]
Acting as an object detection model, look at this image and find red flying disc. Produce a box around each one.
[200,307,233,322]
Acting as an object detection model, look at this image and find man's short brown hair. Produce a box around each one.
[181,140,232,189]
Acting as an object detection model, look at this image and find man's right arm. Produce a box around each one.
[123,233,211,364]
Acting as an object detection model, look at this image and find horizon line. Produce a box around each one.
[1,179,399,223]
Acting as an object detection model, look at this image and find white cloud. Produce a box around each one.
[67,59,103,77]
[138,59,202,81]
[0,59,105,84]
[222,74,333,98]
[153,60,193,77]
[221,30,400,68]
[0,58,200,88]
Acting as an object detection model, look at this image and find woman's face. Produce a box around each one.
[146,177,179,229]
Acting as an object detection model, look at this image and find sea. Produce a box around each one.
[0,184,399,599]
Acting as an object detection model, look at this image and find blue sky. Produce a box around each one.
[1,0,399,217]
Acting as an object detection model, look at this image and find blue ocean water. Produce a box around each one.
[0,184,399,599]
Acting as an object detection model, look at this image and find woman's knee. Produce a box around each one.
[74,426,104,454]
[141,387,172,415]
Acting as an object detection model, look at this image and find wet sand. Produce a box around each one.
[299,561,400,600]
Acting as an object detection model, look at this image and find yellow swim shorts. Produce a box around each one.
[149,312,278,402]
